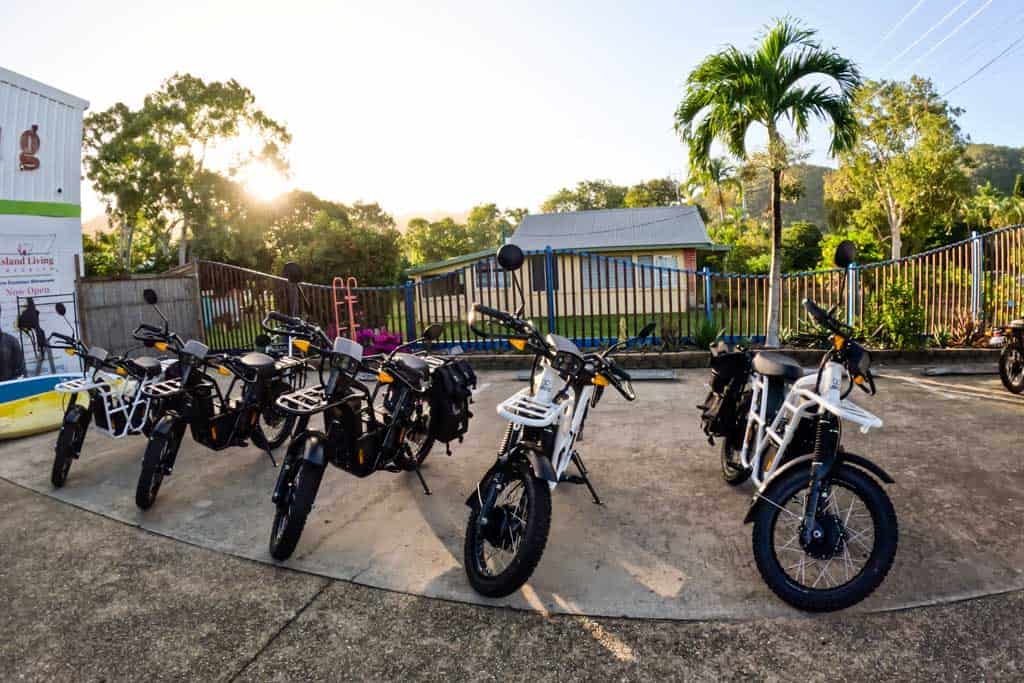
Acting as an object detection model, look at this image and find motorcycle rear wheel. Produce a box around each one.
[999,345,1024,393]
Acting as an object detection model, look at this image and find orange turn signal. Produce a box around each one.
[64,348,76,356]
[853,375,865,385]
[115,367,127,376]
[293,339,310,353]
[154,341,169,351]
[217,365,231,376]
[510,338,527,351]
[833,335,845,350]
[378,371,394,384]
[592,374,610,387]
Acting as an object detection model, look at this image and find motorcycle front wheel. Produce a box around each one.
[269,458,324,561]
[751,464,898,612]
[51,414,88,488]
[999,345,1024,393]
[260,402,297,450]
[135,432,176,509]
[463,466,552,598]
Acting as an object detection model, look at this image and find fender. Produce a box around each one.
[297,431,328,467]
[152,412,182,439]
[463,452,557,510]
[61,404,91,458]
[742,452,895,523]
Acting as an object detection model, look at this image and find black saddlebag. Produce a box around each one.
[428,358,477,443]
[698,346,751,442]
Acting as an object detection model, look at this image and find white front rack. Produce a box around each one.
[497,388,561,427]
[55,377,106,394]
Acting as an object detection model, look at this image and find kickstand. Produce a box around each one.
[571,452,602,505]
[264,449,278,468]
[413,464,432,495]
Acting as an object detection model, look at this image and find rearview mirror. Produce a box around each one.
[423,323,444,341]
[55,302,66,316]
[637,322,656,339]
[254,334,271,348]
[834,240,857,269]
[283,262,303,284]
[496,244,524,272]
[143,289,158,305]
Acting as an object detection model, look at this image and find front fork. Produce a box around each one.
[800,413,841,547]
[271,415,310,505]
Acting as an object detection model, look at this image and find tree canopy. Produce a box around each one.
[825,76,971,259]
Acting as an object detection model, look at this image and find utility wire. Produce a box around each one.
[882,0,971,72]
[911,0,994,66]
[878,0,930,46]
[943,31,1024,95]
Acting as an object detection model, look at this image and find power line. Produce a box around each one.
[882,0,971,72]
[943,31,1024,95]
[910,0,994,66]
[878,0,930,46]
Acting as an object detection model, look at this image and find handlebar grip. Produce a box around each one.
[474,304,510,322]
[268,311,302,326]
[137,323,162,334]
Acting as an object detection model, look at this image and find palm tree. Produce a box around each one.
[675,18,860,346]
[690,157,741,222]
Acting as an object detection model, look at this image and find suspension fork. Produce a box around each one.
[801,412,841,547]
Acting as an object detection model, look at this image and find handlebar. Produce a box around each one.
[267,311,303,327]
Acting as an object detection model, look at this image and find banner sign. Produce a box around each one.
[0,214,83,380]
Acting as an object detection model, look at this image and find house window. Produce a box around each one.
[423,270,464,297]
[475,257,506,289]
[581,255,634,290]
[529,254,559,292]
[636,255,678,288]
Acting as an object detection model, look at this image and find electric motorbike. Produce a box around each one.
[462,243,653,598]
[134,287,304,509]
[700,241,898,612]
[998,319,1024,393]
[46,302,175,487]
[267,310,476,560]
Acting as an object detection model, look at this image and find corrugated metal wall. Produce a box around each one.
[0,71,86,205]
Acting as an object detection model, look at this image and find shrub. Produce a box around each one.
[863,279,926,349]
[692,317,720,349]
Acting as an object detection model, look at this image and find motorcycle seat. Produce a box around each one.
[126,355,162,379]
[1009,319,1024,329]
[240,352,277,377]
[753,351,804,381]
[392,353,429,379]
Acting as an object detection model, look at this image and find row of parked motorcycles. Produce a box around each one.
[45,241,898,612]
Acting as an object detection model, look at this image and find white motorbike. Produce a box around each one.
[48,299,176,487]
[462,244,654,597]
[701,241,898,611]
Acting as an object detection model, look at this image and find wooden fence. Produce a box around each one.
[77,269,203,355]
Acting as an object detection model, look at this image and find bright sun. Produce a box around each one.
[241,162,289,201]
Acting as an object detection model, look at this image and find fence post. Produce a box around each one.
[970,231,981,320]
[544,246,556,333]
[403,281,417,342]
[847,263,857,329]
[702,267,713,323]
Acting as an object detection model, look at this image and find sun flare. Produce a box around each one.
[241,162,290,201]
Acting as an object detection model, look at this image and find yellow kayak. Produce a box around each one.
[0,375,81,440]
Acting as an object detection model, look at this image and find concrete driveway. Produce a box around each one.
[1,366,1021,622]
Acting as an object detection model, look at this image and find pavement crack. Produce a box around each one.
[227,578,331,682]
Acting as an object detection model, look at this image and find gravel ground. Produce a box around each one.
[1,480,1020,682]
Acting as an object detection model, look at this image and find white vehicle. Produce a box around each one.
[700,241,898,612]
[462,244,654,597]
[49,300,176,487]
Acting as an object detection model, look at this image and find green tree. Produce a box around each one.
[84,73,290,270]
[675,18,861,346]
[825,76,971,260]
[817,225,885,270]
[402,204,517,266]
[541,180,628,212]
[781,221,822,271]
[623,178,680,208]
[690,158,741,222]
[1014,173,1024,199]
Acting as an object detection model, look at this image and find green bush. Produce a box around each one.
[863,279,926,349]
[692,317,720,349]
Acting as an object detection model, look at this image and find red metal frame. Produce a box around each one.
[332,276,359,340]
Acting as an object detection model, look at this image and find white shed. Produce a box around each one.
[0,67,89,435]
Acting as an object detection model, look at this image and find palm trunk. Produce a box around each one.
[765,168,783,347]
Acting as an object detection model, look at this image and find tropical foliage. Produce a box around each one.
[675,17,861,345]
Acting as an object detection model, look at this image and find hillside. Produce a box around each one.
[965,143,1024,194]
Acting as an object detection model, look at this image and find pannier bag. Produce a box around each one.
[428,358,477,443]
[698,347,751,443]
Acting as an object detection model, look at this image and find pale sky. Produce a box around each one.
[4,0,1024,221]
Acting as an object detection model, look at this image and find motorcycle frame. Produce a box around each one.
[55,365,171,439]
[738,361,883,488]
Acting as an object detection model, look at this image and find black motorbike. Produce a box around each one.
[998,319,1024,393]
[134,289,304,509]
[267,315,476,560]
